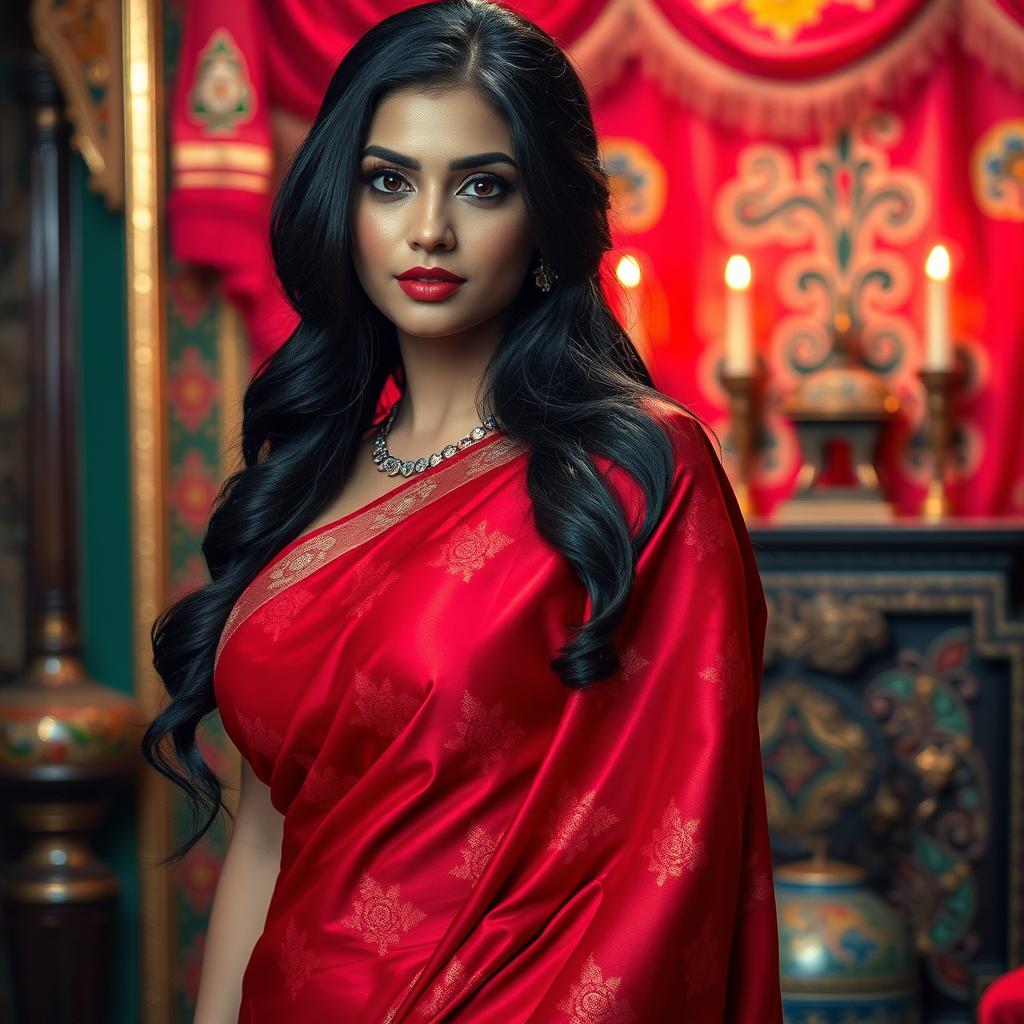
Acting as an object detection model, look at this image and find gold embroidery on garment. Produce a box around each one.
[449,821,503,886]
[620,645,649,680]
[444,689,527,775]
[349,670,422,738]
[366,476,440,532]
[214,435,528,670]
[223,602,241,633]
[294,752,358,810]
[337,557,400,619]
[236,711,283,761]
[698,631,746,716]
[381,966,425,1024]
[172,169,269,192]
[557,953,638,1024]
[279,916,321,1001]
[741,849,772,910]
[416,956,485,1016]
[172,140,273,173]
[594,644,649,708]
[478,440,520,467]
[250,587,315,641]
[679,485,728,562]
[642,797,706,886]
[547,781,619,865]
[188,29,255,134]
[426,518,515,583]
[267,533,338,593]
[340,871,427,957]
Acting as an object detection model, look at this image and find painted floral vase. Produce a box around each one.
[776,858,918,1024]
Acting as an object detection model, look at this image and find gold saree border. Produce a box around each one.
[213,434,529,671]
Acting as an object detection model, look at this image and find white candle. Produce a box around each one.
[724,254,753,375]
[924,244,952,371]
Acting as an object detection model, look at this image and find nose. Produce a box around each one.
[407,189,455,253]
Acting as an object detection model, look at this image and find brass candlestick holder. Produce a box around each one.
[720,367,758,520]
[776,302,900,523]
[919,367,956,521]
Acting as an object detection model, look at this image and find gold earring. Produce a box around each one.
[533,257,556,292]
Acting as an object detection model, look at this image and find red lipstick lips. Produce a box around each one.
[395,265,466,302]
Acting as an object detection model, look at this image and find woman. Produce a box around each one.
[144,1,782,1020]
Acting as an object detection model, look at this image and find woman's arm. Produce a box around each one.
[193,755,283,1024]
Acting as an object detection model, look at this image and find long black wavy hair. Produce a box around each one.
[143,0,699,862]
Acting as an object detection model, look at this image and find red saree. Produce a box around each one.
[213,403,782,1022]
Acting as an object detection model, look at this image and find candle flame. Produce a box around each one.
[615,254,642,289]
[925,244,950,281]
[725,254,751,291]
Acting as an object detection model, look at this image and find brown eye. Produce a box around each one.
[363,166,410,196]
[459,174,508,201]
[363,167,508,201]
[371,171,405,193]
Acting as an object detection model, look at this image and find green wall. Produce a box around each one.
[73,154,139,1024]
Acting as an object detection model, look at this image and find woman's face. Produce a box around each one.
[352,85,535,341]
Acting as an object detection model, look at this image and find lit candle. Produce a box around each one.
[615,253,642,289]
[924,244,951,371]
[724,254,753,375]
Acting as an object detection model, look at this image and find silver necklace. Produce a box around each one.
[372,398,500,478]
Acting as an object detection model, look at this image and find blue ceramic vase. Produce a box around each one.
[776,858,918,1024]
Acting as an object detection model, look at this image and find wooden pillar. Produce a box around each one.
[0,37,139,1024]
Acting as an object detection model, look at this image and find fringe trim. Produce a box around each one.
[569,0,960,139]
[567,0,637,98]
[960,0,1024,90]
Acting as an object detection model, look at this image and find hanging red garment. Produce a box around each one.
[213,401,781,1021]
[167,0,299,361]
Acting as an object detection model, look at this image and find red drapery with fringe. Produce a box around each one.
[168,0,1024,514]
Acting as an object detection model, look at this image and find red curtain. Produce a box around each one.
[168,0,1024,515]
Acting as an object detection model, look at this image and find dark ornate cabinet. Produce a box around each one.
[750,520,1024,1023]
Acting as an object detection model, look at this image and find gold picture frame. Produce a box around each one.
[122,0,173,1019]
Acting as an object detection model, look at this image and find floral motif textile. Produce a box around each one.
[214,403,782,1020]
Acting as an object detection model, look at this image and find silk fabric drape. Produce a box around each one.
[213,403,781,1021]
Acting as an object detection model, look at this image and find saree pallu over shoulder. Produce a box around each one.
[214,431,531,672]
[213,408,782,1023]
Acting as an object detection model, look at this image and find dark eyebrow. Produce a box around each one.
[361,145,516,171]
